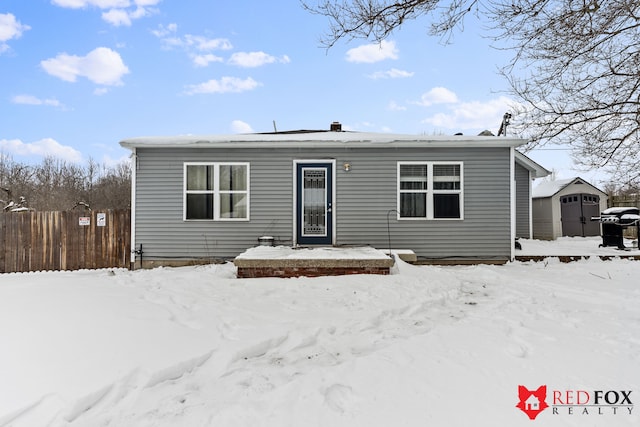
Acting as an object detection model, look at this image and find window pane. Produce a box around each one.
[187,165,214,191]
[400,193,426,218]
[433,164,460,190]
[400,164,427,190]
[434,194,460,218]
[219,165,247,191]
[186,194,213,219]
[220,193,247,219]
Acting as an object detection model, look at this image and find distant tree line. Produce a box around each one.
[0,154,131,212]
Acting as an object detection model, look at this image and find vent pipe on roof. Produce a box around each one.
[330,121,342,132]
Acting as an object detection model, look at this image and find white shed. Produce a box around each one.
[532,177,608,240]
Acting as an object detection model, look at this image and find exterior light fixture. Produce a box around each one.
[343,162,351,172]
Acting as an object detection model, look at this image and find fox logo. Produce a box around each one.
[516,385,549,420]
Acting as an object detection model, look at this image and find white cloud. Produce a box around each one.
[191,53,224,67]
[387,101,407,111]
[94,87,110,95]
[416,87,459,106]
[151,23,177,38]
[101,9,131,26]
[0,13,30,53]
[231,120,253,133]
[52,0,159,26]
[101,5,155,26]
[421,95,518,132]
[184,76,261,95]
[185,35,233,51]
[52,0,161,8]
[228,51,290,68]
[52,0,130,8]
[101,153,131,167]
[345,40,398,63]
[12,94,63,107]
[0,138,83,163]
[152,26,233,66]
[41,47,130,86]
[157,31,232,51]
[134,0,161,6]
[367,68,414,80]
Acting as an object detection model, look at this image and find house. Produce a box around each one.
[120,124,548,268]
[532,177,608,240]
[525,394,540,411]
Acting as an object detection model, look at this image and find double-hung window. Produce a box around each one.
[184,162,249,220]
[398,161,463,219]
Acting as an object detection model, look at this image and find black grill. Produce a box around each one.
[591,207,640,249]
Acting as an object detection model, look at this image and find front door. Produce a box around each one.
[295,161,334,245]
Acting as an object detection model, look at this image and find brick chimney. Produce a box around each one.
[330,121,342,132]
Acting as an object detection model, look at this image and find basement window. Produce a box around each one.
[184,162,249,220]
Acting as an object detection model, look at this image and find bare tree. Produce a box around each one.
[0,155,130,211]
[91,161,131,210]
[0,154,34,209]
[31,157,87,210]
[304,0,640,184]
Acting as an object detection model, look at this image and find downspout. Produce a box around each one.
[510,147,516,261]
[129,148,137,267]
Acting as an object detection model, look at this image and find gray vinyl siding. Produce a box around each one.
[134,146,512,261]
[134,147,294,260]
[515,163,531,238]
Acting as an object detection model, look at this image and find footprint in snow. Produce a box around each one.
[324,383,356,414]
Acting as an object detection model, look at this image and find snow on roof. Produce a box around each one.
[119,131,526,149]
[532,177,605,198]
[532,178,575,198]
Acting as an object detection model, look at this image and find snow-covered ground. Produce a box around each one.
[1,238,638,426]
[518,235,639,256]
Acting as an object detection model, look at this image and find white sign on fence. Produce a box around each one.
[79,217,90,226]
[97,213,106,227]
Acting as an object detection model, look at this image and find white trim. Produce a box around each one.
[129,149,137,264]
[121,133,526,150]
[300,166,328,238]
[514,150,551,179]
[510,147,516,261]
[397,161,464,220]
[528,171,533,239]
[183,162,250,221]
[293,159,336,246]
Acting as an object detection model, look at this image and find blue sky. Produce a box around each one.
[1,0,597,183]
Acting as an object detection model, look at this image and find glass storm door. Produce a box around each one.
[296,162,333,245]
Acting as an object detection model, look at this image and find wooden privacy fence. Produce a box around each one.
[609,196,640,239]
[0,209,130,273]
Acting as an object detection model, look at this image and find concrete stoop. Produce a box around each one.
[233,246,399,278]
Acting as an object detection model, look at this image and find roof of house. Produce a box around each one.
[532,177,606,198]
[514,151,550,179]
[119,131,527,150]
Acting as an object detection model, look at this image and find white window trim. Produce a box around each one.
[183,162,250,221]
[397,161,464,220]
